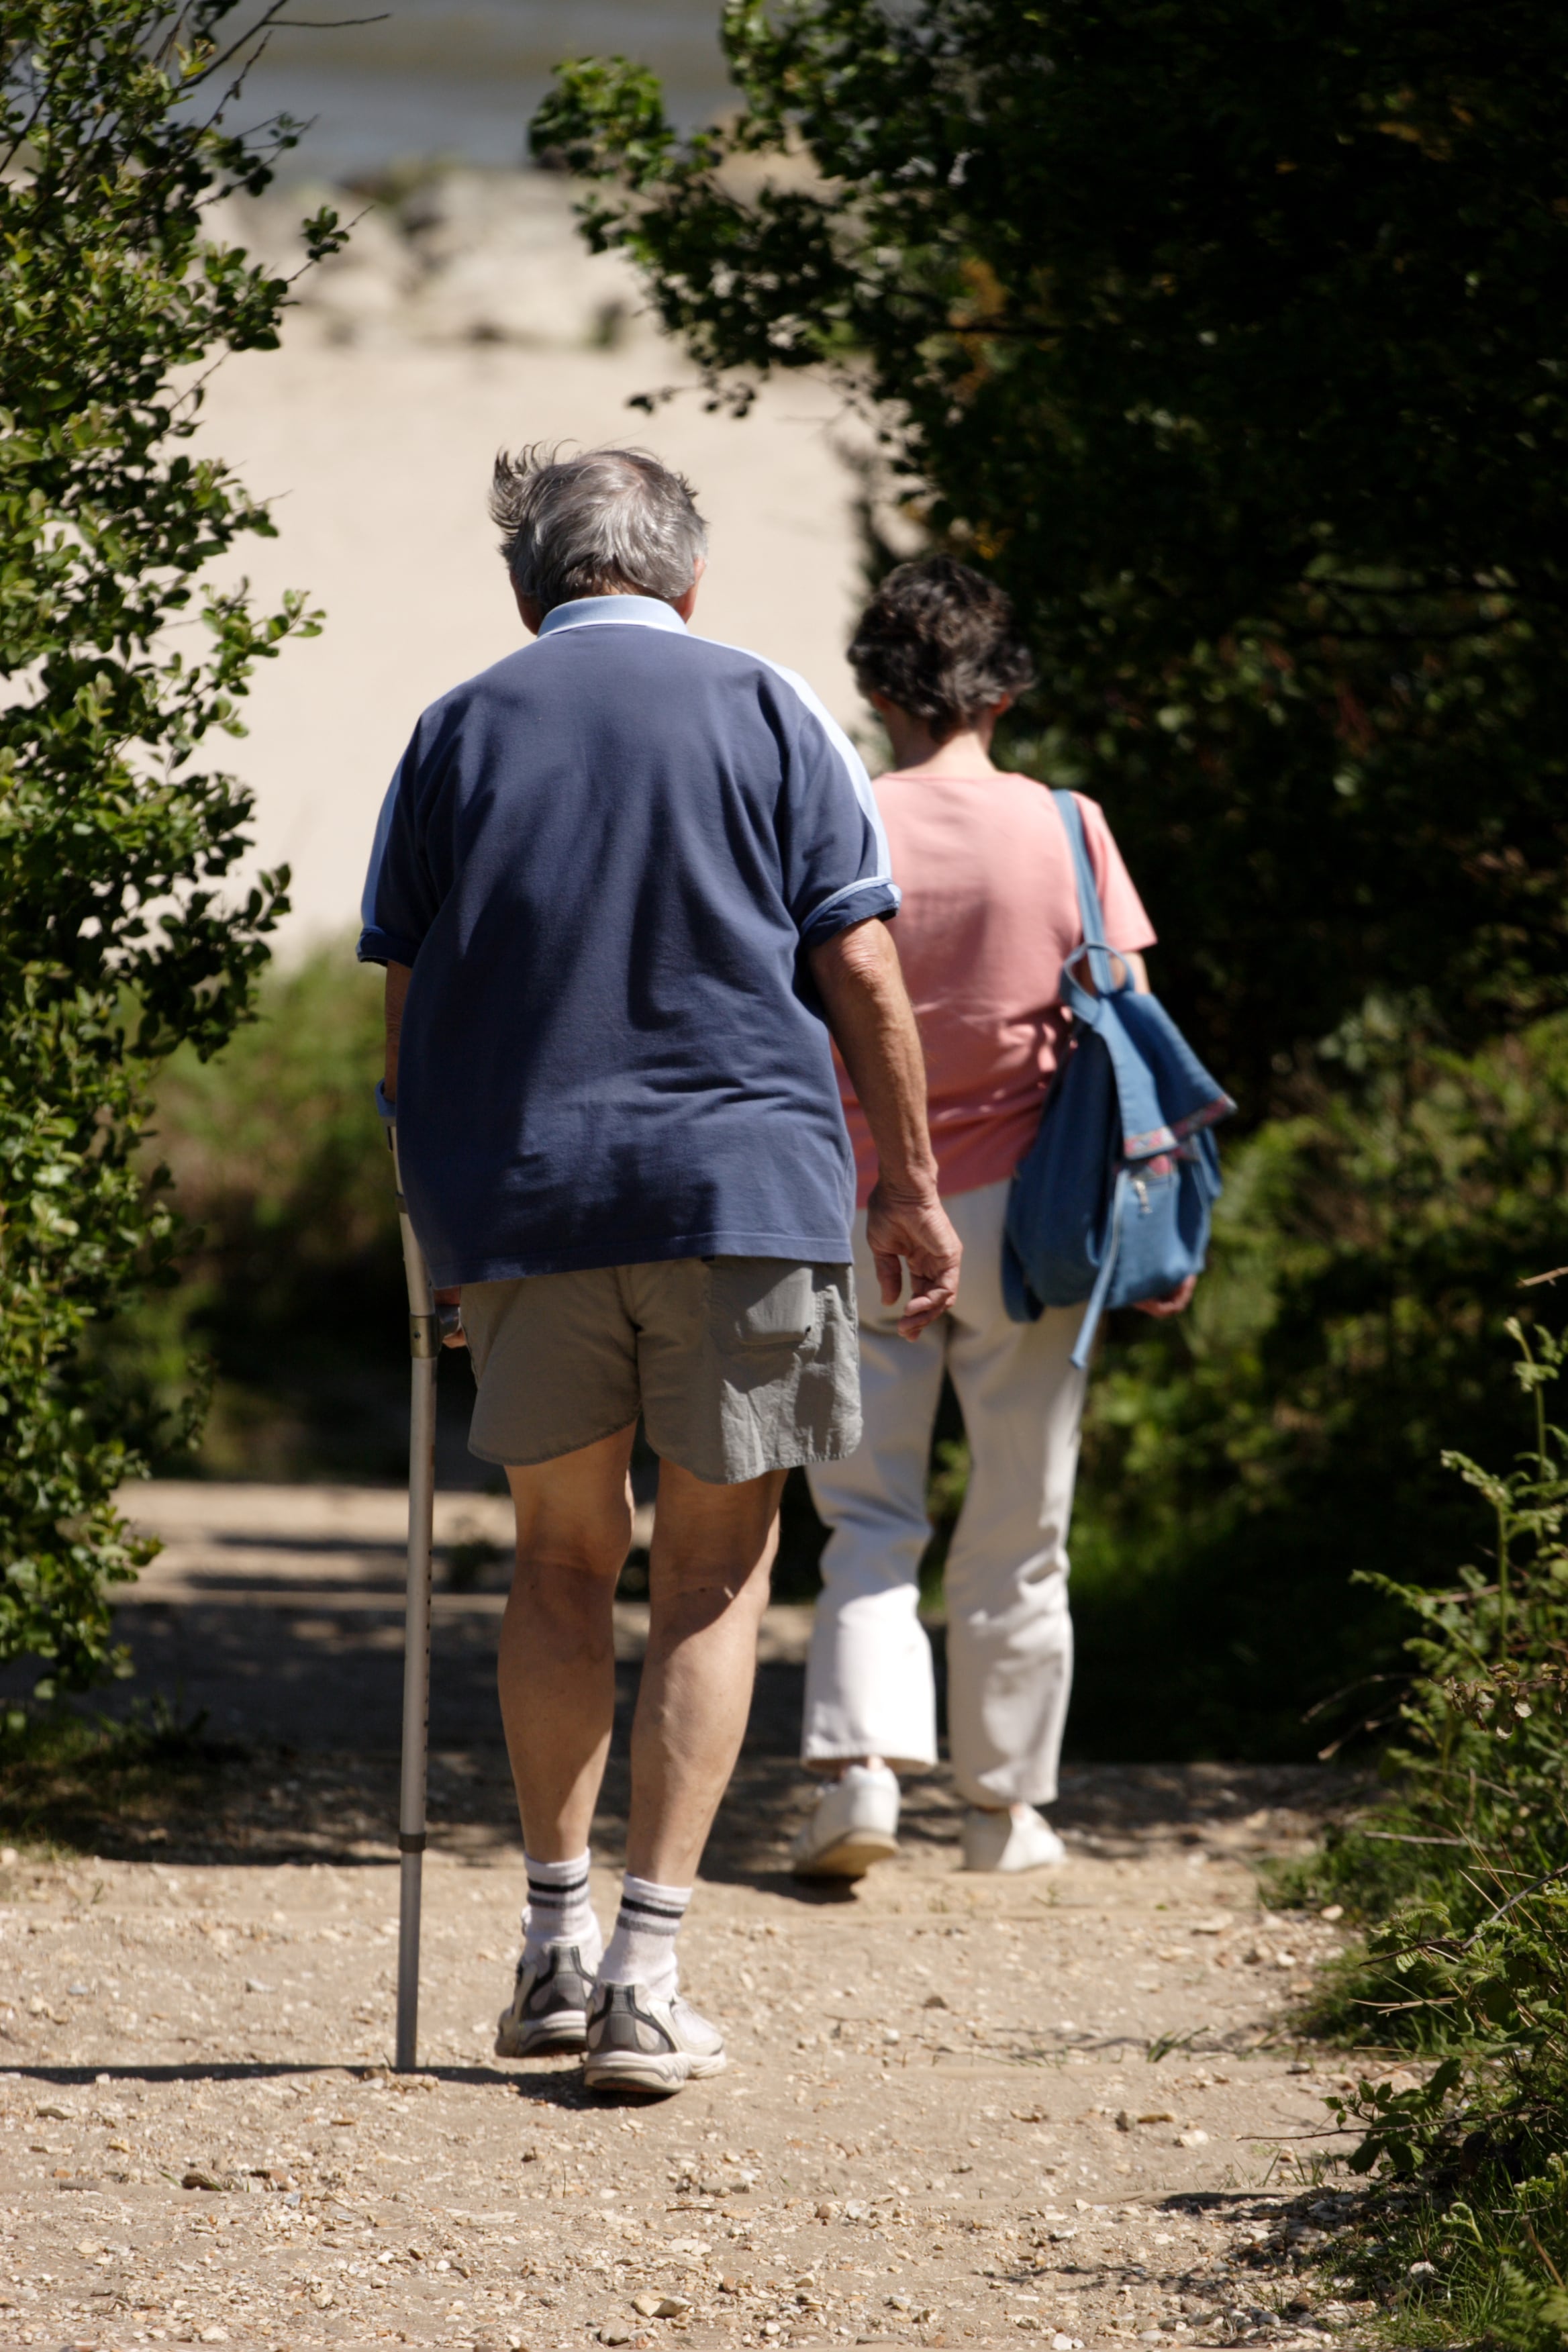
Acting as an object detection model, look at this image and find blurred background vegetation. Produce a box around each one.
[117,938,1568,1763]
[111,946,409,1486]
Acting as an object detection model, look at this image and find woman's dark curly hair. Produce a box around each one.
[848,555,1036,742]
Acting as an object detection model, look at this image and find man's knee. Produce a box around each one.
[513,1528,628,1606]
[648,1538,776,1636]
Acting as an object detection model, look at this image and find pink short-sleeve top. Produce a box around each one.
[838,773,1157,1206]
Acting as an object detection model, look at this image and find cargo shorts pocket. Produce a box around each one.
[705,1258,820,1349]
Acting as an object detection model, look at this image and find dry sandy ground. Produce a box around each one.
[0,1487,1384,2351]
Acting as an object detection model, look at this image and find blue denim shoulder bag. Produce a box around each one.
[1001,790,1236,1367]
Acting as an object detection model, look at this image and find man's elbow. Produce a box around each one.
[809,915,896,991]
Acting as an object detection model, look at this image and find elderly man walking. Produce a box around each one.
[358,446,961,2096]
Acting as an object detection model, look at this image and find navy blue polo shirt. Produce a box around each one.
[357,596,899,1287]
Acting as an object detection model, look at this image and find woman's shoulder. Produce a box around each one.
[989,776,1123,842]
[874,767,1073,805]
[872,769,1085,848]
[991,773,1103,810]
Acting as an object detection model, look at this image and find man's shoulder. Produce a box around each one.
[685,632,873,792]
[424,628,793,713]
[404,627,867,797]
[686,632,832,722]
[421,643,536,719]
[396,647,533,756]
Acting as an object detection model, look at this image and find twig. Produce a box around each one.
[1460,1860,1568,1953]
[1244,2128,1362,2142]
[1520,1267,1568,1289]
[1522,2218,1565,2289]
[1357,1829,1469,1846]
[1356,1994,1461,2011]
[1302,1672,1400,1725]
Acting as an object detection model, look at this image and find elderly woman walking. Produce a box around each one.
[791,557,1187,1877]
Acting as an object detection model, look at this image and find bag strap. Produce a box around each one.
[1051,788,1120,998]
[1071,1165,1130,1369]
[1051,788,1175,1159]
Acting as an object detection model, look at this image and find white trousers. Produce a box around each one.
[803,1177,1087,1808]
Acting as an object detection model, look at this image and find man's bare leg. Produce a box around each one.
[580,1459,783,2092]
[497,1442,780,2086]
[626,1459,785,1885]
[497,1424,637,1861]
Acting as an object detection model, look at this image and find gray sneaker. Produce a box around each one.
[582,1983,728,2096]
[495,1941,593,2057]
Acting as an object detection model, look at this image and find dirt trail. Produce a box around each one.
[0,1486,1380,2351]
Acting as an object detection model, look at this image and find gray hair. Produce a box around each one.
[490,444,707,611]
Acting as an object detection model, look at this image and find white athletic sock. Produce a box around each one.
[521,1852,602,1970]
[598,1873,691,2001]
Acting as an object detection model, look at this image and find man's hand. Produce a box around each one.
[867,1181,963,1340]
[434,1285,468,1349]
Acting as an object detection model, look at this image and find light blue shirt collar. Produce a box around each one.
[538,594,689,637]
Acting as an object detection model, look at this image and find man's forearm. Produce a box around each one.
[808,917,960,1334]
[807,919,938,1198]
[384,960,411,1103]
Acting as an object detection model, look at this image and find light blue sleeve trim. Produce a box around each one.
[802,875,902,938]
[758,654,893,882]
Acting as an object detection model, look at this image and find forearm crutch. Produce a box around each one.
[391,1124,438,2072]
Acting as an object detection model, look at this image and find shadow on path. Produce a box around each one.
[1,1509,1369,1879]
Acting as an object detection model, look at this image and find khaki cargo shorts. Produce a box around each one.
[461,1256,861,1486]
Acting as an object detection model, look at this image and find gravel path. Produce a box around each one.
[0,1486,1383,2350]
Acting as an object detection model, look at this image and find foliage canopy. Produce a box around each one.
[0,0,339,1699]
[537,0,1568,1109]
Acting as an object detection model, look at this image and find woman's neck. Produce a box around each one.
[879,710,1000,779]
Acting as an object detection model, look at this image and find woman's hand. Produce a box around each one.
[1133,1275,1197,1319]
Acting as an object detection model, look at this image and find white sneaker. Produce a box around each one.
[962,1803,1068,1873]
[789,1764,900,1879]
[582,1983,727,2096]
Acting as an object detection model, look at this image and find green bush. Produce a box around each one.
[111,943,409,1481]
[0,0,343,1704]
[1271,1322,1568,2345]
[1036,1014,1568,1757]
